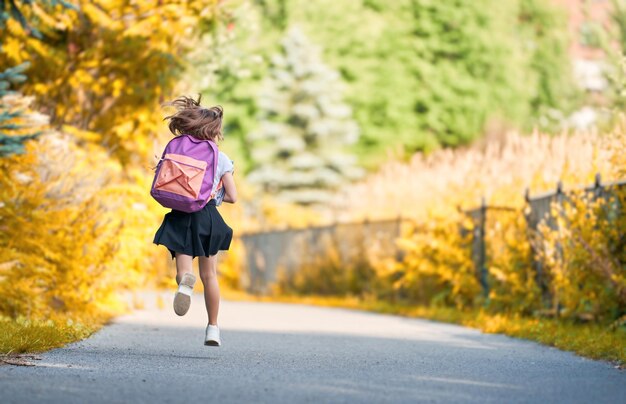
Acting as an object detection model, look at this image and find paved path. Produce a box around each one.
[1,292,625,403]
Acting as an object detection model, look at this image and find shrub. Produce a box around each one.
[534,189,626,322]
[0,133,165,320]
[396,212,480,308]
[485,210,539,314]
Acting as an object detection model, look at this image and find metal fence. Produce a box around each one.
[239,174,626,295]
[239,218,404,294]
[465,174,626,304]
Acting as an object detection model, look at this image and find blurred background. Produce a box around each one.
[1,0,625,355]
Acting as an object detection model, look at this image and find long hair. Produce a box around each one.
[162,95,223,141]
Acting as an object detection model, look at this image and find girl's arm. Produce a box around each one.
[221,172,237,203]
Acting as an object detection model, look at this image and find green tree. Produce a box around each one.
[208,0,577,167]
[256,0,288,31]
[246,28,362,205]
[193,6,267,173]
[518,0,578,129]
[599,0,626,111]
[408,0,526,147]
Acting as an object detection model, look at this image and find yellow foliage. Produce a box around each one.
[397,211,480,308]
[485,210,539,314]
[0,132,168,320]
[0,0,232,336]
[534,189,626,322]
[0,0,222,164]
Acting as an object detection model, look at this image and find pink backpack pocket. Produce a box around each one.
[154,154,207,199]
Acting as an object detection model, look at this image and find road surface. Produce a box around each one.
[1,292,625,403]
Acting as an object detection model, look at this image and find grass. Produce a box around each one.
[0,314,111,357]
[222,289,626,367]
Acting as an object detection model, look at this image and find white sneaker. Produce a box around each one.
[173,273,196,316]
[205,325,221,346]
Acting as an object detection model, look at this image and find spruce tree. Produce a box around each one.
[0,0,75,158]
[0,0,77,39]
[246,27,362,205]
[0,63,43,157]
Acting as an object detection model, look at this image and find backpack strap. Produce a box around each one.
[207,139,220,198]
[207,139,219,174]
[153,137,173,170]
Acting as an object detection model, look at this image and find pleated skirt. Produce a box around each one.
[153,199,233,259]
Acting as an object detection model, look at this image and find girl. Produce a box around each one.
[153,95,237,347]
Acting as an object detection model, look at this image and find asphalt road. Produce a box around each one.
[1,292,625,403]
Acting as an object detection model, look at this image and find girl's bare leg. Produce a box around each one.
[175,253,194,284]
[198,255,220,325]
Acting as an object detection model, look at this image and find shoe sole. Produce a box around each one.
[204,340,220,347]
[173,273,196,316]
[173,294,191,316]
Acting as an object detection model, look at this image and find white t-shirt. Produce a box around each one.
[212,151,234,206]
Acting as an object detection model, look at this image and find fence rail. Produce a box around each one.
[238,174,626,297]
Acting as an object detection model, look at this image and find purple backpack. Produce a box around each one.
[150,135,219,213]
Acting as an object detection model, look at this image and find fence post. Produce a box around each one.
[594,173,603,200]
[478,197,488,298]
[394,214,404,262]
[524,187,530,204]
[551,181,565,315]
[524,186,543,296]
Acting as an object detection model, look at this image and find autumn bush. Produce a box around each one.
[389,212,478,308]
[533,188,626,323]
[0,129,162,321]
[484,210,539,314]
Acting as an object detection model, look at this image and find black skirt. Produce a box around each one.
[153,199,233,259]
